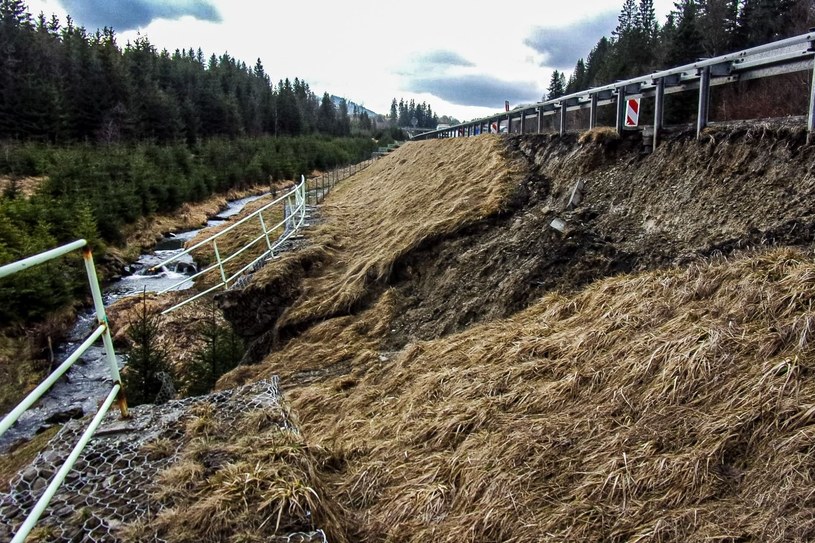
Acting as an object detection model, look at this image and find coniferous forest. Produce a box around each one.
[546,0,813,101]
[0,0,384,323]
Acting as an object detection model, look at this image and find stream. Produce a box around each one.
[0,193,267,452]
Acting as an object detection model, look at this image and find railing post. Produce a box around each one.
[258,211,273,251]
[697,65,711,139]
[654,77,665,149]
[82,246,128,419]
[213,240,227,287]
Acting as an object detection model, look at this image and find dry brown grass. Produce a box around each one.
[249,136,523,331]
[116,183,274,260]
[184,194,286,290]
[150,133,815,541]
[0,175,45,198]
[578,126,621,144]
[0,426,59,492]
[247,247,815,542]
[143,406,346,543]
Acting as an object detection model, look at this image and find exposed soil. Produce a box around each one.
[382,124,815,347]
[208,123,815,543]
[223,123,815,362]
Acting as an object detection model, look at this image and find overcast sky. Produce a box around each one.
[27,0,675,121]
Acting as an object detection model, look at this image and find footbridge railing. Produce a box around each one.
[0,240,129,543]
[413,31,815,146]
[153,175,307,314]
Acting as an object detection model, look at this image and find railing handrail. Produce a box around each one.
[172,177,306,258]
[155,176,308,314]
[414,31,815,141]
[0,239,128,543]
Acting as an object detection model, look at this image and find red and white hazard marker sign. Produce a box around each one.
[625,97,640,128]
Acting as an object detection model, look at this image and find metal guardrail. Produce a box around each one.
[413,32,815,145]
[153,175,307,314]
[0,240,129,543]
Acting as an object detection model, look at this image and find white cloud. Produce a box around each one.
[27,0,677,120]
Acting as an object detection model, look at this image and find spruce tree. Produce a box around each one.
[546,70,566,99]
[122,292,171,406]
[185,302,243,396]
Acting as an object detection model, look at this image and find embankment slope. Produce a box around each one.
[212,126,815,542]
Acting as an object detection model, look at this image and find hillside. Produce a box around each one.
[4,125,815,542]
[214,125,815,541]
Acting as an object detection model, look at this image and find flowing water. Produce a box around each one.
[0,193,267,451]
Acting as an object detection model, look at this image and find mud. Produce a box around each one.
[382,124,815,347]
[220,123,815,364]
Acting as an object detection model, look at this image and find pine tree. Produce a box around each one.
[316,92,336,134]
[185,303,244,396]
[389,98,398,126]
[546,70,566,99]
[122,292,171,406]
[337,98,351,136]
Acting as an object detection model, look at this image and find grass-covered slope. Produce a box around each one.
[219,136,524,357]
[289,247,815,542]
[208,127,815,542]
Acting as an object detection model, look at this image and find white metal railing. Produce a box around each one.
[413,31,815,145]
[153,175,307,314]
[0,239,129,543]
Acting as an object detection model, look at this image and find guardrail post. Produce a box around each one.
[808,37,815,143]
[697,65,711,139]
[82,246,128,419]
[654,77,665,149]
[559,102,566,136]
[589,93,598,129]
[536,107,543,133]
[615,87,626,134]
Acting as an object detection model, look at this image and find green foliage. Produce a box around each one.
[546,70,566,100]
[0,2,382,143]
[390,97,439,129]
[185,304,244,396]
[0,197,85,322]
[563,0,812,94]
[122,292,171,406]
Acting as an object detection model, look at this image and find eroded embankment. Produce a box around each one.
[221,124,815,369]
[205,125,815,542]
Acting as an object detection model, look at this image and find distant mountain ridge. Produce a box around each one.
[330,95,379,117]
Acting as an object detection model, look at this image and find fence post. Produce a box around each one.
[82,246,128,418]
[697,65,711,139]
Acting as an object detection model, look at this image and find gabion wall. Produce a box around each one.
[0,378,326,543]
